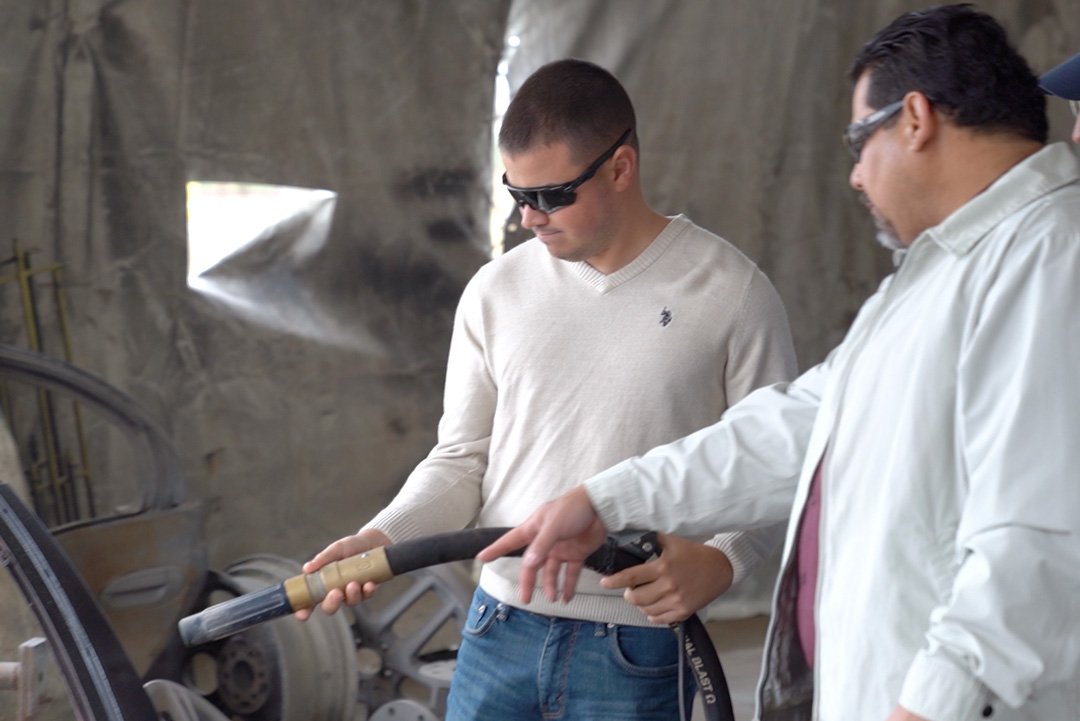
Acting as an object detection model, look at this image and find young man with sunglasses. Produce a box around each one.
[299,59,797,720]
[483,7,1080,721]
[1039,50,1080,143]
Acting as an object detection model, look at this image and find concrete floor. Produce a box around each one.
[693,616,769,721]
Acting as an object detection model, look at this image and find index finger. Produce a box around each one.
[302,540,348,574]
[477,526,540,603]
[600,563,656,591]
[477,525,534,563]
[515,522,574,605]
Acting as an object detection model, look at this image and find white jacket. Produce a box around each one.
[585,142,1080,721]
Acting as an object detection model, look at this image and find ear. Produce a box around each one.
[610,145,637,191]
[902,91,937,152]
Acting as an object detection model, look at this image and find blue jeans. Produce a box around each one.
[445,587,694,721]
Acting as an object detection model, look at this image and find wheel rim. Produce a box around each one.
[181,554,356,721]
[349,562,474,718]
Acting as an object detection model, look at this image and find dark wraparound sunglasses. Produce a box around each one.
[503,128,632,214]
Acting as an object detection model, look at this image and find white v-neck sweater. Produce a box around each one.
[367,215,797,626]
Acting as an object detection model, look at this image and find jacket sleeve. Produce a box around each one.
[706,267,800,584]
[363,277,493,542]
[899,224,1080,719]
[584,359,826,541]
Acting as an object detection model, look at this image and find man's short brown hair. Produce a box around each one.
[499,59,638,163]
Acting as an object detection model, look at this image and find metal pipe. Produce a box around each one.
[13,242,68,523]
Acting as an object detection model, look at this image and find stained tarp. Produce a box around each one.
[0,0,507,564]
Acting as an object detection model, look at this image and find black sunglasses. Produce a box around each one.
[843,100,904,162]
[503,128,633,214]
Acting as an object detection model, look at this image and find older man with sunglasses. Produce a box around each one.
[483,7,1080,721]
[300,59,797,720]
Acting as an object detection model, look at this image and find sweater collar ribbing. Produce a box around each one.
[572,214,689,294]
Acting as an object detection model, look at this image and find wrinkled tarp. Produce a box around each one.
[0,0,1077,608]
[0,0,506,565]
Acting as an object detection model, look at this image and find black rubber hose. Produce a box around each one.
[385,526,659,577]
[383,527,525,573]
[681,607,735,721]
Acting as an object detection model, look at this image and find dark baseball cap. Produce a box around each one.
[1039,52,1080,100]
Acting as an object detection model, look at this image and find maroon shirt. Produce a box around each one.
[796,460,824,669]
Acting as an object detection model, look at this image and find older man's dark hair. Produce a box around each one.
[849,4,1047,144]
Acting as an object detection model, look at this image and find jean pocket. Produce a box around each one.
[608,625,680,677]
[462,594,503,639]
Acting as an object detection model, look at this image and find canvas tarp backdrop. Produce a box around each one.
[0,0,504,565]
[0,0,1077,619]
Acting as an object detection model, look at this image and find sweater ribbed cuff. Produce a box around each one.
[362,507,426,544]
[706,532,760,586]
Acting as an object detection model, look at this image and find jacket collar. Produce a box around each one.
[913,142,1080,257]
